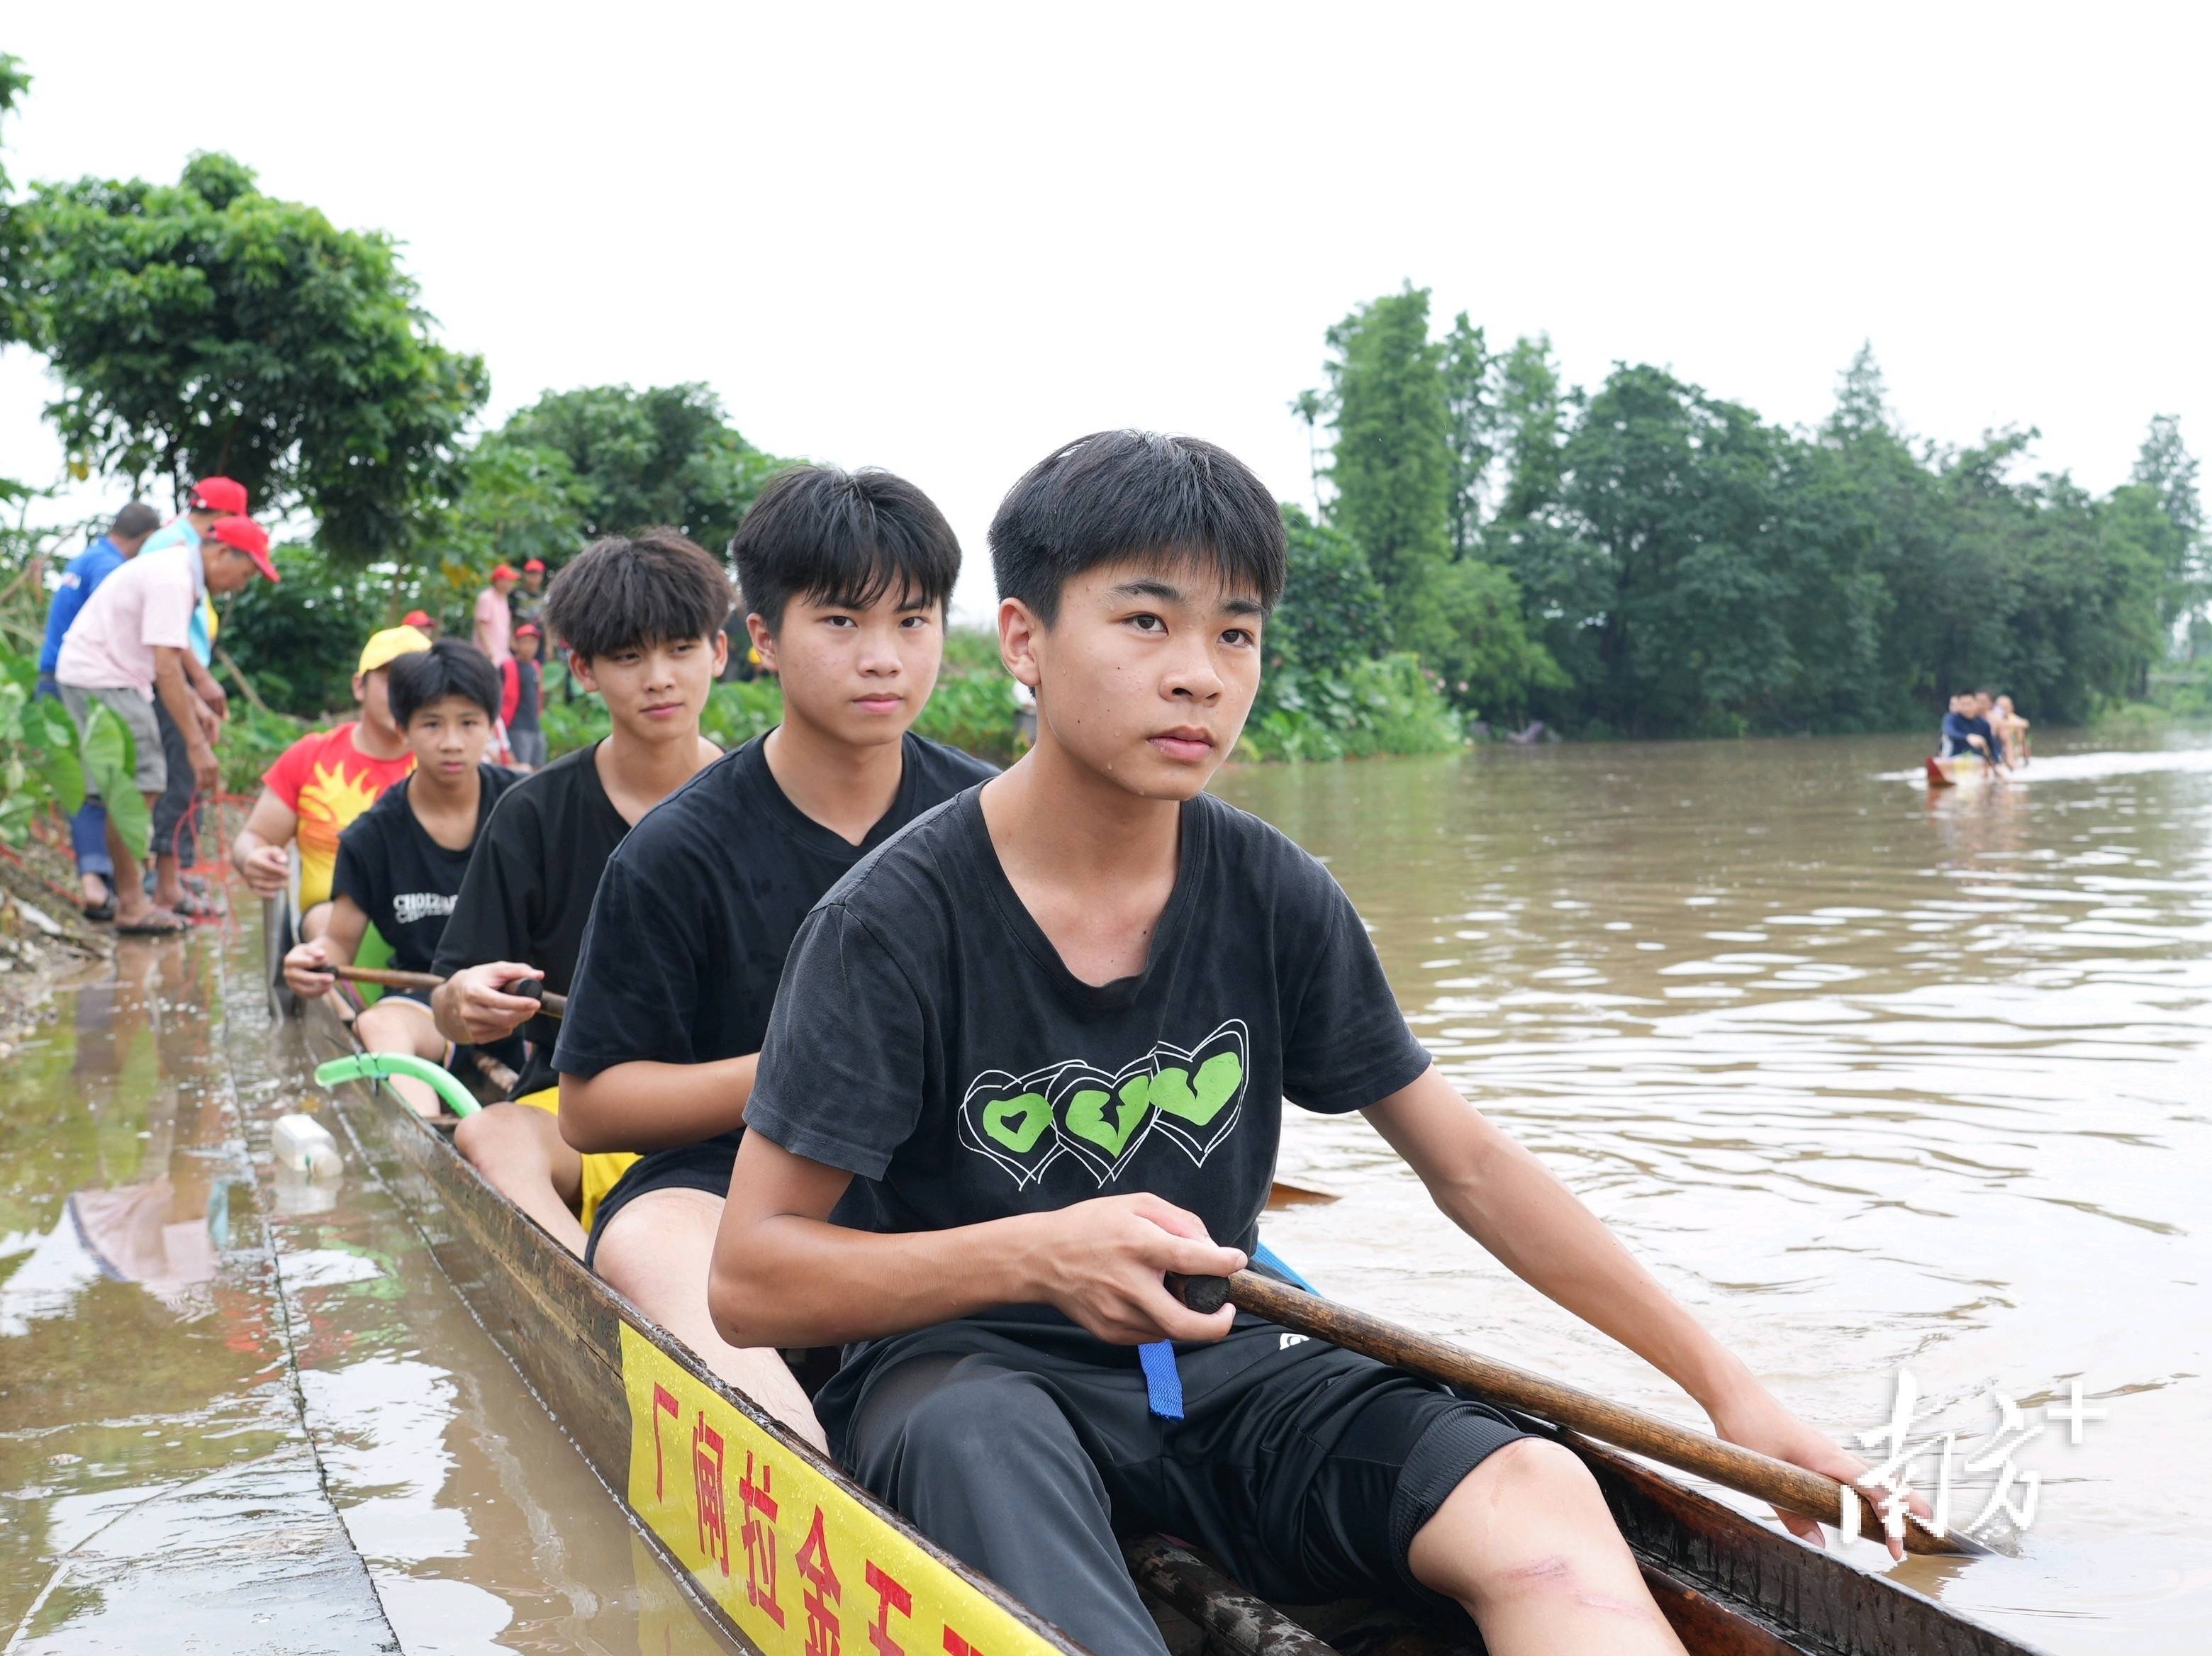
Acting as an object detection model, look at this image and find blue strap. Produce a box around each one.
[1251,1240,1316,1292]
[1137,1339,1184,1420]
[1140,1241,1317,1419]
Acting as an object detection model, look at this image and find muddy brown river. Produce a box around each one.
[4,729,2206,1654]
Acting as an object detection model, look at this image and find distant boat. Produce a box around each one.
[1925,753,1998,790]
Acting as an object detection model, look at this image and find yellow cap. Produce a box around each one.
[359,625,432,675]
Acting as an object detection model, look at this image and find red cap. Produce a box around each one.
[402,609,432,627]
[189,477,248,515]
[513,621,541,639]
[523,557,545,573]
[491,563,519,581]
[208,515,279,582]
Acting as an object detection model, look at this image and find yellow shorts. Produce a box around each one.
[515,1085,637,1232]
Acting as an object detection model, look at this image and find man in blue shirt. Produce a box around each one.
[131,479,248,914]
[1938,690,2007,771]
[36,503,162,918]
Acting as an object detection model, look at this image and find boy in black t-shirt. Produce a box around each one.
[283,640,518,1117]
[432,531,730,1256]
[554,466,995,1448]
[715,434,1909,1656]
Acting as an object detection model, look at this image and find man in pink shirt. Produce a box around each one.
[57,516,279,934]
[474,564,518,664]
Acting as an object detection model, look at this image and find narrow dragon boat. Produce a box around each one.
[272,903,2041,1656]
[1926,753,1997,790]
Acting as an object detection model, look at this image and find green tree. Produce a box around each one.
[15,152,484,558]
[0,54,31,348]
[1288,388,1327,515]
[1441,313,1495,559]
[493,383,783,554]
[1323,284,1453,626]
[1492,333,1567,522]
[2127,414,2203,631]
[1268,505,1390,674]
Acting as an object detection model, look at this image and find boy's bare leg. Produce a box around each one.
[354,999,451,1118]
[454,1102,588,1255]
[592,1189,827,1450]
[1408,1438,1687,1656]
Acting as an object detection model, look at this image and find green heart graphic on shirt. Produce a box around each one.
[982,1092,1053,1153]
[1147,1020,1250,1166]
[957,1065,1072,1190]
[1151,1051,1244,1127]
[1066,1075,1151,1157]
[1052,1063,1158,1185]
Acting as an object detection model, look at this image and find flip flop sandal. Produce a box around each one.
[82,899,116,923]
[116,911,190,936]
[169,891,223,919]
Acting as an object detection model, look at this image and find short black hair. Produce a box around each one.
[988,431,1286,625]
[111,503,161,539]
[732,465,961,632]
[388,639,501,728]
[542,527,733,661]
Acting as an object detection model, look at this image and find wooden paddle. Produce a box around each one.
[325,962,566,1017]
[1169,1270,1982,1557]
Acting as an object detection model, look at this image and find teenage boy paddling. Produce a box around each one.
[432,531,727,1255]
[556,466,994,1449]
[713,433,1909,1656]
[282,641,520,1116]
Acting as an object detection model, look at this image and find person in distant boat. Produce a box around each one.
[555,466,994,1448]
[431,531,727,1256]
[281,640,521,1116]
[231,626,430,936]
[501,623,547,771]
[711,431,1918,1656]
[474,563,520,665]
[1938,690,2006,770]
[1990,693,2030,766]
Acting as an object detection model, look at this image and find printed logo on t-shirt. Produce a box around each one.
[956,1020,1249,1190]
[391,890,457,926]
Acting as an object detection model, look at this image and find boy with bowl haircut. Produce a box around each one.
[432,530,729,1256]
[281,639,520,1117]
[555,465,994,1447]
[713,432,1900,1656]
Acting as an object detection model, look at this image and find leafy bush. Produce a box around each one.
[1269,505,1391,675]
[222,543,395,717]
[1240,653,1465,763]
[913,671,1021,765]
[0,636,148,858]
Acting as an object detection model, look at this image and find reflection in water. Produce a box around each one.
[1222,730,2212,1656]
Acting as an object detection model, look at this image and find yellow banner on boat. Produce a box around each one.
[620,1323,1061,1656]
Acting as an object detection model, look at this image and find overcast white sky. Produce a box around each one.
[5,2,2206,622]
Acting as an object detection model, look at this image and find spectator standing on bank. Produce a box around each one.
[37,503,163,918]
[56,516,278,934]
[474,564,519,665]
[502,623,547,770]
[132,479,251,915]
[403,608,442,642]
[514,558,547,630]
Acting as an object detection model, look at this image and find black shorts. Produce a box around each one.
[583,1141,737,1268]
[826,1297,1528,1609]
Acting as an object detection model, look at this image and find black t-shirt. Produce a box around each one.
[333,766,518,975]
[433,741,632,1097]
[553,734,998,1153]
[745,787,1432,1265]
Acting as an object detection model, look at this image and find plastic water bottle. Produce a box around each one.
[273,1113,345,1179]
